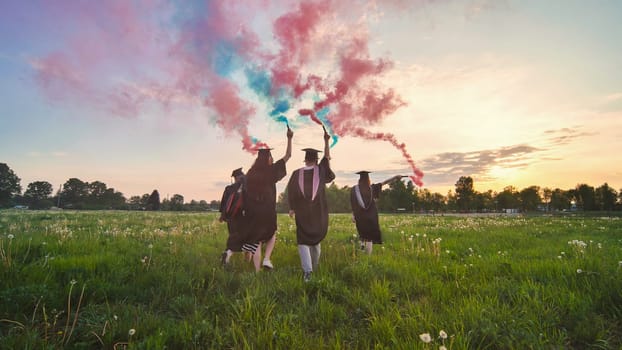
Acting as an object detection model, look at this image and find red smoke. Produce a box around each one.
[298,108,323,125]
[346,127,424,187]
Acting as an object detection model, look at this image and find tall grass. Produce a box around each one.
[1,210,621,349]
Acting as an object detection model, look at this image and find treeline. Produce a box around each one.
[0,163,217,211]
[2,163,621,212]
[289,176,621,213]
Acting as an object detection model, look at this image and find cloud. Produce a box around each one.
[543,126,597,146]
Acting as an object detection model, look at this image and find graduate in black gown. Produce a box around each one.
[219,168,253,266]
[287,129,334,281]
[351,171,404,254]
[244,127,293,272]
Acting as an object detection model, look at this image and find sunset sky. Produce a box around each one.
[1,0,621,202]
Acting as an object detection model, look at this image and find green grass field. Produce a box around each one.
[1,210,621,349]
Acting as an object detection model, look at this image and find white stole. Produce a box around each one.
[354,184,372,209]
[298,165,319,201]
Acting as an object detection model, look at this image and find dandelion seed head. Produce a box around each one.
[148,244,153,249]
[129,329,136,336]
[439,330,448,339]
[419,333,432,343]
[70,279,77,285]
[440,346,447,350]
[7,234,14,240]
[576,269,583,274]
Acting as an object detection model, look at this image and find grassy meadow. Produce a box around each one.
[1,210,622,349]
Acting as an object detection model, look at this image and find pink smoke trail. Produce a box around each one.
[344,126,424,187]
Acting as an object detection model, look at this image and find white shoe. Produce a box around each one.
[262,259,273,269]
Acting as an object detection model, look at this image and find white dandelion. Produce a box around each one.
[419,333,432,343]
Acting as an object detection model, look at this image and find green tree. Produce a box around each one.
[574,184,595,211]
[128,195,144,210]
[595,183,617,211]
[474,190,495,212]
[519,186,542,212]
[24,181,53,209]
[60,178,89,209]
[455,176,475,212]
[542,187,553,211]
[170,194,184,211]
[146,190,160,210]
[496,186,519,210]
[378,179,411,212]
[325,183,350,213]
[0,163,21,208]
[550,188,570,211]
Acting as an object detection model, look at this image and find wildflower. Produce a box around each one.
[129,329,136,336]
[439,330,448,339]
[576,269,583,274]
[419,333,432,343]
[7,234,14,240]
[70,279,77,285]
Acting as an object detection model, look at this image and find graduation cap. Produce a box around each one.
[256,148,273,159]
[356,170,371,180]
[302,148,321,161]
[231,168,244,178]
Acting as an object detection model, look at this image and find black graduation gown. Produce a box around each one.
[287,157,335,245]
[351,183,383,244]
[244,159,287,243]
[219,181,247,251]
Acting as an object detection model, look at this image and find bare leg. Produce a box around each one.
[262,234,276,268]
[253,242,262,272]
[365,241,373,255]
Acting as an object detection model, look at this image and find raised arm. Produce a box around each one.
[323,126,330,160]
[381,175,404,186]
[282,126,293,163]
